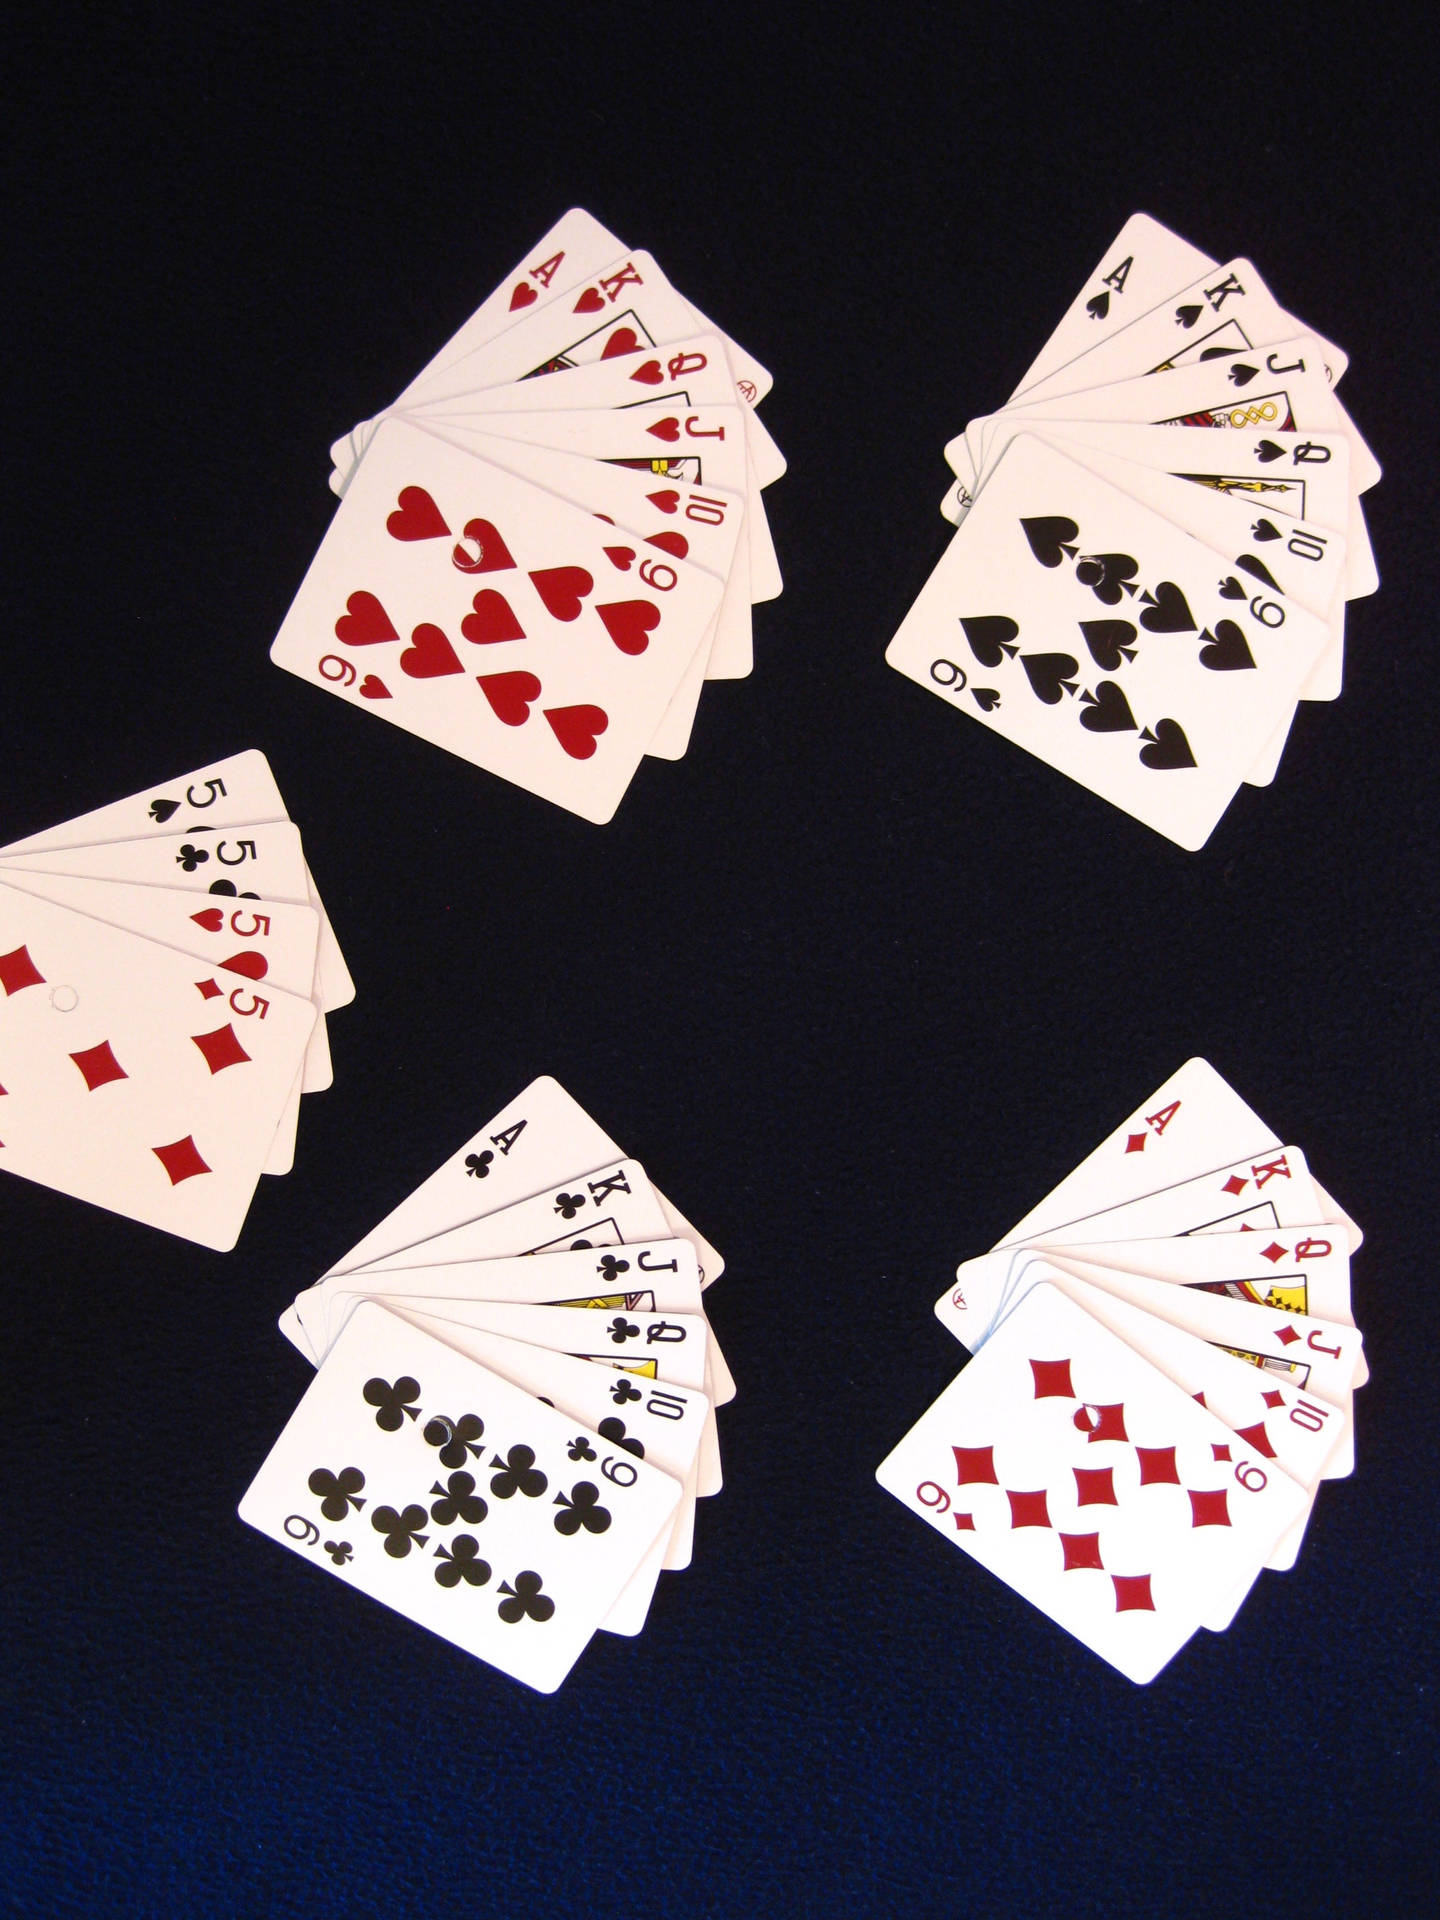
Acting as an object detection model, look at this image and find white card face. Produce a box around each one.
[1017,257,1348,407]
[354,1159,669,1271]
[0,871,323,1174]
[374,1317,708,1588]
[0,821,311,904]
[1024,440,1346,622]
[1038,1143,1322,1243]
[941,1238,1359,1455]
[997,1058,1286,1246]
[1011,1254,1363,1474]
[1027,1228,1355,1325]
[408,399,776,605]
[390,1301,709,1391]
[1010,214,1217,403]
[314,1238,703,1356]
[386,209,627,407]
[0,870,321,1003]
[989,1258,1345,1595]
[322,1074,725,1287]
[877,1282,1307,1683]
[1016,437,1350,722]
[961,422,1354,531]
[886,435,1328,849]
[399,248,771,421]
[998,1257,1346,1495]
[338,244,773,487]
[406,329,785,498]
[407,332,739,422]
[964,338,1379,497]
[397,418,750,729]
[272,422,721,823]
[239,1303,680,1693]
[0,882,315,1248]
[333,209,629,479]
[0,750,353,1015]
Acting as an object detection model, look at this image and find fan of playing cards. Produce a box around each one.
[877,1059,1365,1683]
[0,752,352,1250]
[272,209,783,823]
[247,1076,732,1693]
[887,213,1380,849]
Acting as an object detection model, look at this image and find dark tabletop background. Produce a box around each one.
[4,5,1438,1915]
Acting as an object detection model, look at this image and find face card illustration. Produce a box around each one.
[0,882,315,1247]
[291,1159,669,1358]
[239,1304,681,1692]
[887,436,1329,849]
[1026,1229,1356,1327]
[400,412,754,711]
[272,421,722,823]
[877,1283,1308,1683]
[963,338,1378,499]
[314,1238,704,1357]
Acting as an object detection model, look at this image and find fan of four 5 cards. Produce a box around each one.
[887,212,1380,851]
[272,210,783,825]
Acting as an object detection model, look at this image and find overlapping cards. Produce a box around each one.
[272,209,783,823]
[0,752,352,1249]
[878,1059,1364,1682]
[246,1075,733,1692]
[888,214,1380,849]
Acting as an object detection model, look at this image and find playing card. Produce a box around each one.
[309,1237,704,1358]
[994,1057,1359,1250]
[239,1302,681,1692]
[877,1282,1309,1682]
[0,821,313,908]
[405,413,754,698]
[1011,214,1217,400]
[0,880,314,1247]
[944,421,1374,605]
[397,418,747,758]
[0,749,353,1016]
[991,1257,1349,1585]
[291,1158,664,1347]
[337,244,773,489]
[415,399,780,606]
[369,208,627,413]
[318,1074,726,1288]
[961,338,1380,502]
[1002,1250,1364,1477]
[383,1301,709,1391]
[1006,431,1351,783]
[375,1317,709,1608]
[886,434,1330,849]
[271,421,724,822]
[0,869,322,1174]
[279,1074,734,1421]
[1001,1142,1325,1254]
[1016,256,1348,408]
[1021,1227,1356,1326]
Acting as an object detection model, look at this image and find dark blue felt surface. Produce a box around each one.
[4,6,1438,1914]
